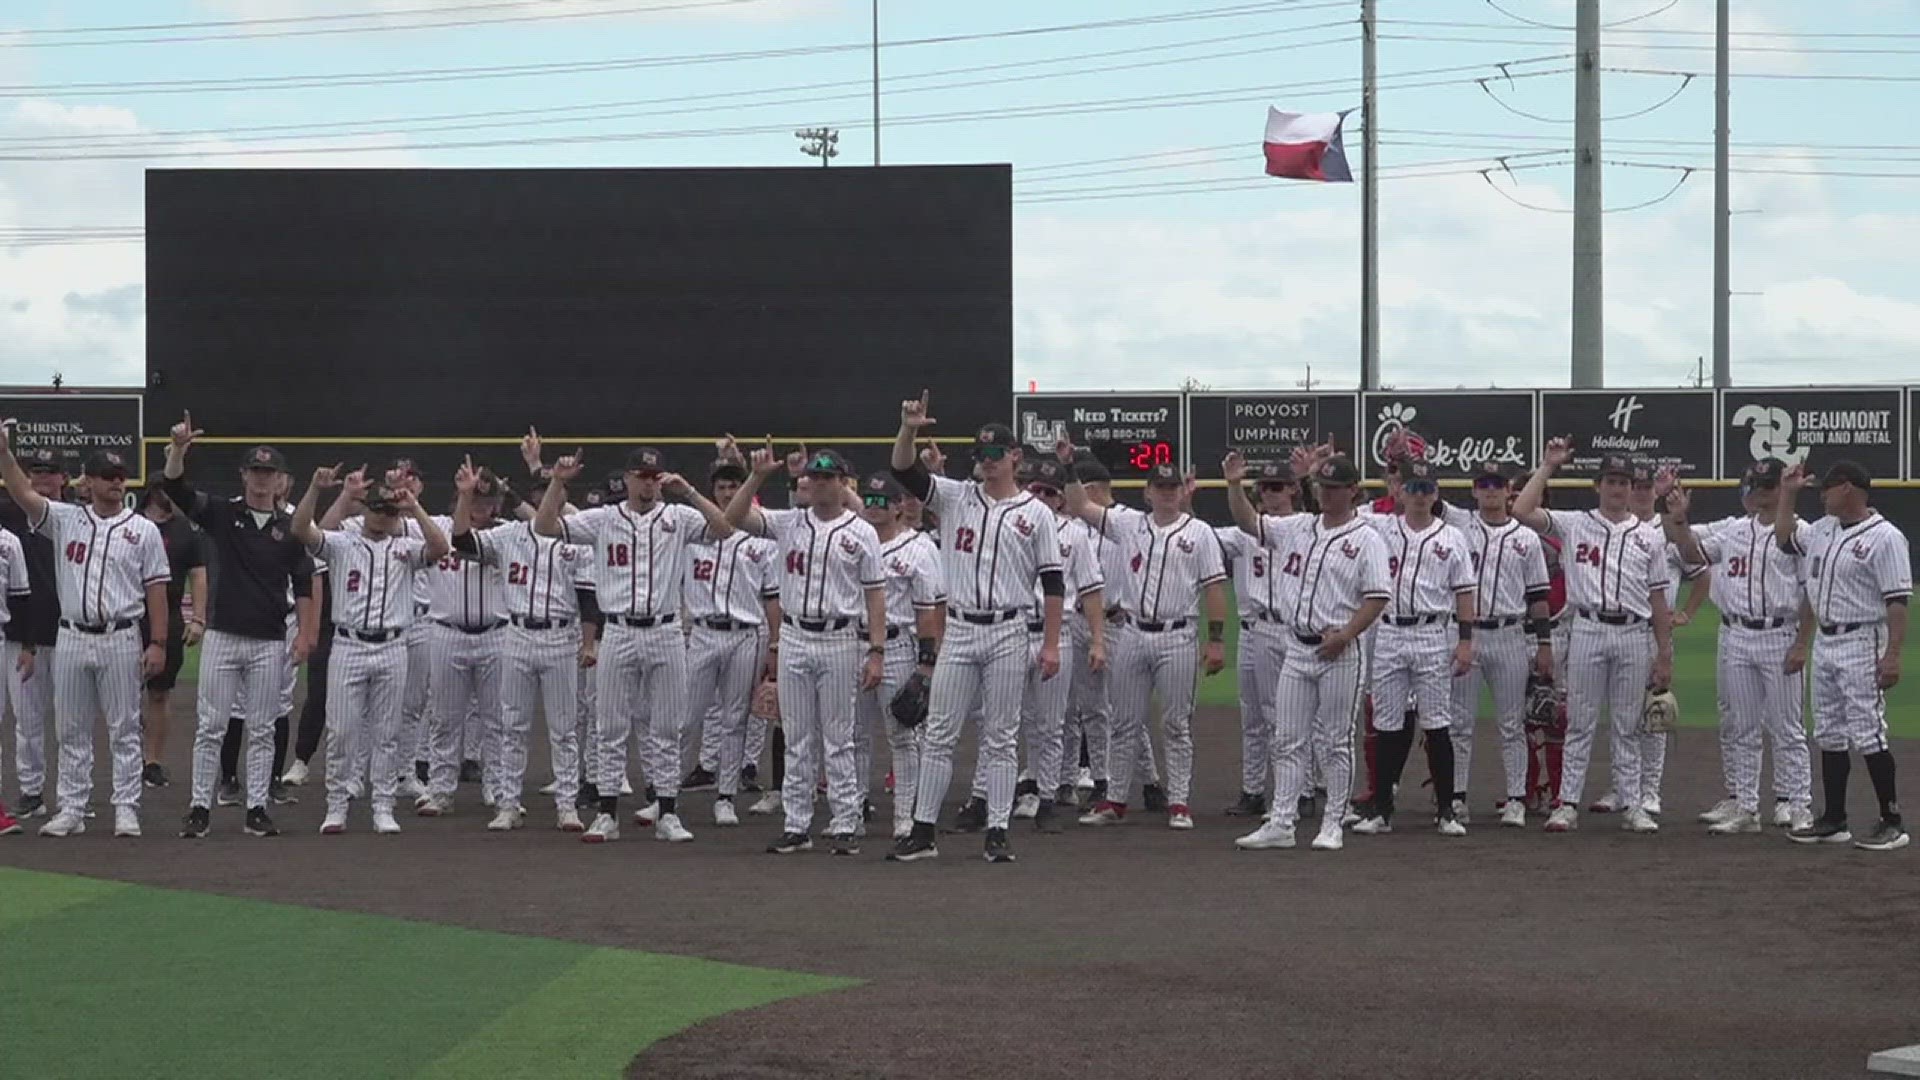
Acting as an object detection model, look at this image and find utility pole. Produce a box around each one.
[872,0,881,166]
[1297,363,1317,392]
[1359,0,1380,391]
[796,127,839,167]
[1712,0,1731,387]
[1570,0,1603,387]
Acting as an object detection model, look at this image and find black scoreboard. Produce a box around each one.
[1012,393,1181,479]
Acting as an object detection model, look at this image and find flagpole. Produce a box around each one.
[1360,0,1379,391]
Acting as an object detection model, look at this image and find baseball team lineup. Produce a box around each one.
[0,390,1909,860]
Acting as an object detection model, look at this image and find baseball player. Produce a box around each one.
[851,472,946,841]
[1226,453,1390,852]
[1,451,62,820]
[1065,455,1226,830]
[678,458,782,828]
[161,421,317,840]
[293,467,448,834]
[1346,458,1476,836]
[1657,459,1814,834]
[1511,443,1675,834]
[1214,461,1304,820]
[534,444,732,844]
[0,522,34,834]
[0,439,169,839]
[1438,461,1553,828]
[720,445,886,856]
[885,394,1063,864]
[1774,460,1910,851]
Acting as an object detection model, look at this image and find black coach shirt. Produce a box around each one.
[0,496,58,649]
[162,476,313,641]
[152,512,207,610]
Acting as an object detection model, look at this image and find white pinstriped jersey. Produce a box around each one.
[875,530,946,627]
[685,532,781,625]
[1039,511,1103,612]
[757,507,884,621]
[417,514,508,627]
[0,526,31,627]
[1215,516,1310,618]
[1360,513,1476,617]
[310,528,435,633]
[1092,506,1226,623]
[1689,516,1805,621]
[560,501,709,619]
[1438,505,1550,619]
[924,475,1062,613]
[471,520,595,622]
[32,502,169,624]
[1536,509,1671,619]
[1789,513,1912,625]
[1248,512,1393,634]
[342,514,430,611]
[1084,512,1130,613]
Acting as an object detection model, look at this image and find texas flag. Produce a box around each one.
[1263,107,1354,182]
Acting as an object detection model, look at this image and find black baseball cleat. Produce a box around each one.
[244,807,280,837]
[948,796,988,834]
[1297,791,1321,821]
[179,806,211,839]
[1090,779,1109,805]
[1854,818,1910,852]
[983,827,1016,863]
[216,778,242,807]
[1014,777,1040,799]
[269,779,298,806]
[15,793,46,818]
[1143,784,1169,813]
[1054,784,1076,807]
[829,832,861,857]
[887,822,939,862]
[681,766,717,792]
[414,759,430,783]
[1033,799,1062,834]
[766,832,813,855]
[142,763,169,788]
[459,759,483,784]
[1788,814,1852,845]
[740,764,761,793]
[576,782,600,809]
[1224,791,1267,818]
[862,798,877,824]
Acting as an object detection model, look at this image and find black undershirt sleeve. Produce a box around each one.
[891,463,933,502]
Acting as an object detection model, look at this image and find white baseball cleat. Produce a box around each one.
[113,807,142,838]
[1641,796,1663,817]
[1074,767,1094,793]
[538,779,559,796]
[1012,793,1041,820]
[486,806,525,832]
[372,807,402,835]
[1544,805,1578,832]
[1786,805,1815,832]
[1450,798,1470,826]
[713,800,739,827]
[654,813,694,843]
[319,809,348,835]
[1707,810,1761,835]
[1698,797,1740,825]
[399,775,428,801]
[748,791,781,816]
[1436,815,1467,838]
[1340,806,1363,827]
[1621,807,1660,833]
[632,800,660,826]
[582,812,620,843]
[1235,819,1295,850]
[556,806,585,833]
[281,760,309,786]
[415,794,452,817]
[1309,823,1343,851]
[1077,805,1122,827]
[1588,791,1623,814]
[619,777,633,796]
[893,823,913,842]
[39,809,86,838]
[1770,801,1798,829]
[1352,815,1391,835]
[1500,801,1527,829]
[1167,808,1195,831]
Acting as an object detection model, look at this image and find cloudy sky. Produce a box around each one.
[2,0,1916,392]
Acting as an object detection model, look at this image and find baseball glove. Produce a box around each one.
[1642,687,1679,734]
[889,671,930,729]
[1523,674,1564,743]
[750,676,781,727]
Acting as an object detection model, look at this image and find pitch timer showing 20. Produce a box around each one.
[1012,393,1183,478]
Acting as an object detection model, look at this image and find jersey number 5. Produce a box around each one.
[1250,555,1265,578]
[63,541,88,564]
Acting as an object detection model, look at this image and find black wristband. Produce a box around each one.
[1207,619,1225,643]
[1457,621,1474,641]
[916,636,938,666]
[1526,616,1552,645]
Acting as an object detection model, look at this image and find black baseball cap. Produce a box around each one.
[1255,462,1296,487]
[1400,459,1437,486]
[1073,458,1111,484]
[363,483,401,513]
[1822,460,1872,490]
[1473,460,1518,485]
[471,468,504,500]
[861,473,905,506]
[1145,462,1182,487]
[83,451,129,480]
[1025,459,1068,492]
[1744,458,1786,488]
[975,423,1018,450]
[387,457,422,481]
[802,448,852,478]
[709,459,748,483]
[1311,456,1361,487]
[1596,453,1634,480]
[624,447,666,476]
[1628,457,1656,484]
[19,449,61,474]
[603,470,627,499]
[242,445,287,473]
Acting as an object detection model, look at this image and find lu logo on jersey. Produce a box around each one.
[839,536,862,557]
[1341,541,1359,559]
[1175,536,1194,554]
[1433,543,1452,561]
[1012,516,1034,538]
[1853,541,1872,560]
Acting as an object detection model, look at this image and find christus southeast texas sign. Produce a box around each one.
[1361,392,1534,479]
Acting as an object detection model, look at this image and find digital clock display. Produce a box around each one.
[1013,393,1183,478]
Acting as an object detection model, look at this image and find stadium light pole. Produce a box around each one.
[1570,0,1603,388]
[797,127,839,167]
[1359,0,1379,392]
[872,0,881,165]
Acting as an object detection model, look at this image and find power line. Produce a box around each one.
[1608,66,1920,83]
[1383,127,1920,153]
[1385,17,1920,41]
[1479,166,1693,213]
[1016,151,1567,195]
[1476,71,1692,124]
[1381,30,1920,58]
[1481,0,1679,31]
[1013,161,1559,205]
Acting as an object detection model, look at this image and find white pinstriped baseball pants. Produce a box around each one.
[424,624,503,799]
[52,626,143,813]
[1714,622,1811,813]
[856,635,921,835]
[9,642,52,798]
[913,618,1028,830]
[1106,622,1198,809]
[1236,620,1286,796]
[593,621,689,798]
[682,624,766,799]
[190,630,282,811]
[1268,635,1366,827]
[1811,622,1890,754]
[1558,619,1653,808]
[498,624,581,810]
[1449,624,1533,801]
[971,627,1076,802]
[1065,617,1111,782]
[323,633,410,812]
[778,626,863,836]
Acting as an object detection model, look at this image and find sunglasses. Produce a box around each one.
[1256,481,1297,492]
[1027,484,1061,497]
[1403,480,1438,496]
[975,446,1010,461]
[1472,477,1508,489]
[861,493,894,508]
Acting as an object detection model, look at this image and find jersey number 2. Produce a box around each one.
[507,563,530,586]
[692,559,715,582]
[1574,543,1603,568]
[345,569,363,593]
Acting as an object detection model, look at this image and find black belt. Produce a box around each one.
[1105,609,1130,625]
[612,613,676,629]
[698,616,761,631]
[1389,614,1446,627]
[336,626,403,643]
[510,615,574,630]
[1294,631,1325,646]
[856,624,906,640]
[1473,616,1523,630]
[1132,617,1191,633]
[1576,609,1644,626]
[1723,615,1787,631]
[1026,619,1045,633]
[957,609,1023,627]
[1821,622,1873,636]
[61,618,136,635]
[434,618,506,635]
[783,615,853,633]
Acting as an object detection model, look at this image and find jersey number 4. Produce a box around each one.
[63,541,88,564]
[785,550,809,576]
[1573,543,1604,568]
[1281,553,1303,577]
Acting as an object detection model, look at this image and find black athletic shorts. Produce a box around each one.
[140,615,187,692]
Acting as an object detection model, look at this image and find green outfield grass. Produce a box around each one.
[0,867,852,1080]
